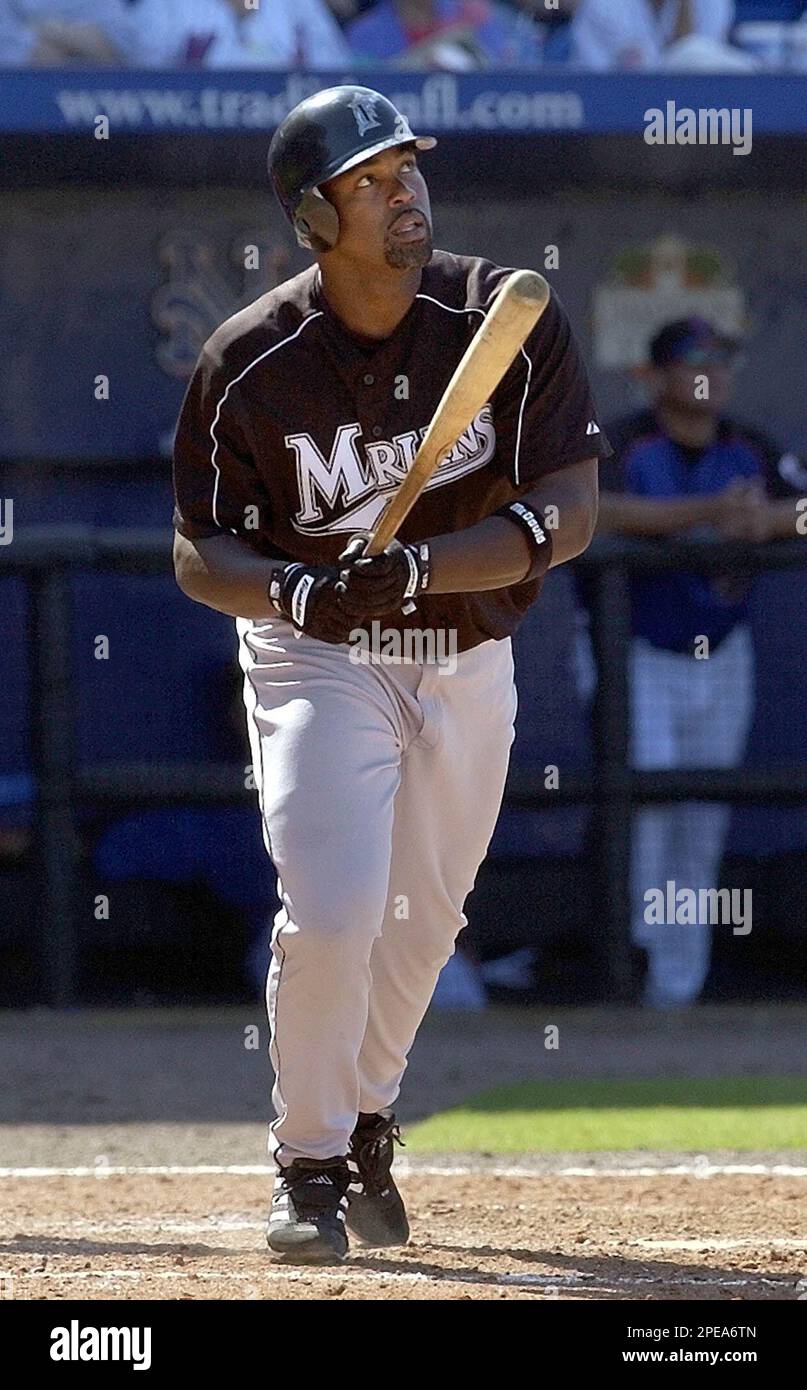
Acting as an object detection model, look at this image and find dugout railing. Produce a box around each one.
[3,527,806,1007]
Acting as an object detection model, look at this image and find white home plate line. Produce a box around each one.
[408,1162,807,1179]
[5,1267,797,1293]
[0,1164,273,1179]
[6,1216,265,1234]
[497,1272,796,1289]
[635,1237,807,1251]
[1,1161,806,1180]
[15,1268,432,1287]
[551,1164,807,1179]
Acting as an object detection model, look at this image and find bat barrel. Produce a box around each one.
[507,270,550,305]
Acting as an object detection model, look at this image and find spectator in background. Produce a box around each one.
[499,0,579,61]
[346,0,547,68]
[575,318,805,1008]
[125,0,351,69]
[0,0,135,64]
[571,0,744,70]
[326,0,380,21]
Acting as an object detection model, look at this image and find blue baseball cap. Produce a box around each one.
[649,317,741,367]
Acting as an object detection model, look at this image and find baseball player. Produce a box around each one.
[172,85,609,1264]
[575,317,805,1009]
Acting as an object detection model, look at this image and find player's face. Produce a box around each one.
[321,146,433,271]
[654,360,734,415]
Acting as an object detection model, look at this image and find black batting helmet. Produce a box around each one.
[268,85,436,253]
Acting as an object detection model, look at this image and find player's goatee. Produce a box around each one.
[384,232,434,270]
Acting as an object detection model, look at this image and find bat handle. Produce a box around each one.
[340,530,417,617]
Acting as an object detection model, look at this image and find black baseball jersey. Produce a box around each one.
[172,249,611,652]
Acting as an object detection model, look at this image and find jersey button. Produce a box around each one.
[372,425,383,437]
[363,373,375,386]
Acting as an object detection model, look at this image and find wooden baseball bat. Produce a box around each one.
[364,269,551,557]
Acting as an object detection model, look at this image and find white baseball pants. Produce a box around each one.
[630,624,755,1007]
[236,616,518,1167]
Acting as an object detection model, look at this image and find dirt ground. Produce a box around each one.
[1,1169,805,1300]
[1,1004,805,1301]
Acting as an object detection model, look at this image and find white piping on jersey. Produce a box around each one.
[209,311,324,528]
[414,292,533,487]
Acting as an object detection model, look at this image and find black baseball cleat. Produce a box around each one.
[346,1109,410,1247]
[266,1155,351,1262]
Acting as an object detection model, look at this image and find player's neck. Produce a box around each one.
[316,263,422,342]
[655,402,718,450]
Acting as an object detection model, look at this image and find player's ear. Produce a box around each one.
[295,188,339,253]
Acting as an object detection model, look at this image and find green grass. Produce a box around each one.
[406,1076,807,1151]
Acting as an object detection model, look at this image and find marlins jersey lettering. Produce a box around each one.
[173,250,612,651]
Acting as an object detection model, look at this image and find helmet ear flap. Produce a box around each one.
[294,189,340,253]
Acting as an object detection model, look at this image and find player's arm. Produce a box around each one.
[744,441,807,540]
[599,438,807,540]
[336,459,598,615]
[424,456,599,594]
[175,528,365,644]
[761,498,807,539]
[423,284,603,592]
[173,531,290,619]
[594,490,725,536]
[174,529,362,644]
[597,427,807,539]
[597,485,807,540]
[172,343,359,641]
[171,349,290,618]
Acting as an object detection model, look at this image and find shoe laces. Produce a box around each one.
[277,1158,350,1215]
[352,1115,405,1196]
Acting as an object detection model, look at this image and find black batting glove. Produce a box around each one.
[336,535,431,617]
[268,562,362,646]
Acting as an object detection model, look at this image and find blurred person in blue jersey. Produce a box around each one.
[123,0,351,69]
[575,317,806,1008]
[346,0,548,67]
[499,0,579,61]
[0,0,136,64]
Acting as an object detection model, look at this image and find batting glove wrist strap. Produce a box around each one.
[267,562,359,645]
[493,502,553,583]
[268,562,306,618]
[403,541,431,598]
